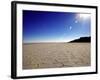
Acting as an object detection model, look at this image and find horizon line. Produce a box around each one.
[23,36,91,44]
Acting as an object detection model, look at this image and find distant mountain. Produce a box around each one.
[69,37,91,42]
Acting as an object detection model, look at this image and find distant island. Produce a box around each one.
[69,37,91,42]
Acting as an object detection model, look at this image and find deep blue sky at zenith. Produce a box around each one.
[23,10,91,43]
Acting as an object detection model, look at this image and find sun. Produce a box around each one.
[78,13,90,20]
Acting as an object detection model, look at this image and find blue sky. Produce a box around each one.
[23,10,91,43]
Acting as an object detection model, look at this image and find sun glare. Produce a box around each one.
[79,14,90,19]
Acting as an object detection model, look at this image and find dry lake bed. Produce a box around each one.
[23,43,91,69]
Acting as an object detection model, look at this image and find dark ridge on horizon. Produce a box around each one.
[69,37,91,43]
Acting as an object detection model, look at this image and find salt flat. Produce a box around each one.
[22,43,90,69]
